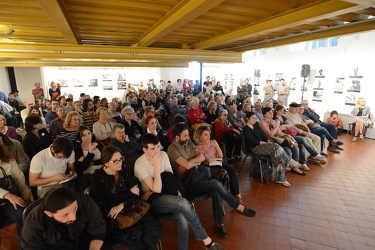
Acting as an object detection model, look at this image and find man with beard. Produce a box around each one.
[167,124,256,238]
[21,187,106,250]
[81,99,98,131]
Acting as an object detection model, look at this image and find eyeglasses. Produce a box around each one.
[109,156,124,165]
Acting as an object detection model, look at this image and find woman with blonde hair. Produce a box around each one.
[61,111,81,145]
[93,107,115,145]
[0,114,17,140]
[349,97,371,141]
[194,125,243,204]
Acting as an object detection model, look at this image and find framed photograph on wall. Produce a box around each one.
[89,79,98,87]
[312,91,323,102]
[345,93,360,106]
[334,77,344,94]
[289,77,296,90]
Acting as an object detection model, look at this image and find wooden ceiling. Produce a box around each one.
[0,0,374,67]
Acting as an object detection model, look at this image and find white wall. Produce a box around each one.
[0,67,11,94]
[202,31,375,138]
[12,67,43,102]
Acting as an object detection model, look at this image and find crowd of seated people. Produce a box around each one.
[0,77,355,249]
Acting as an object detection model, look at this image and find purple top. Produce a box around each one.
[5,126,18,140]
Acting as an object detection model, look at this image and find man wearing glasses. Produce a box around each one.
[29,137,76,198]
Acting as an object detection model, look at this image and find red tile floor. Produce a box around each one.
[2,135,375,250]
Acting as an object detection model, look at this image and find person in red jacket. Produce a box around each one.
[213,109,242,161]
[188,97,210,129]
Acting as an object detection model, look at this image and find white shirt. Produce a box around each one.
[30,146,75,186]
[93,120,115,141]
[134,151,172,192]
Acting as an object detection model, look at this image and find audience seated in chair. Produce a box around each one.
[90,145,162,249]
[134,133,224,250]
[349,97,371,142]
[29,137,76,198]
[326,110,343,136]
[167,124,256,238]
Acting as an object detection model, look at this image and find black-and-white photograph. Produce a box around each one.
[102,74,111,79]
[314,79,324,90]
[224,74,228,80]
[117,73,126,80]
[289,77,296,90]
[73,79,83,87]
[117,81,127,89]
[253,77,260,86]
[253,86,259,95]
[345,93,360,106]
[316,69,325,78]
[57,79,69,87]
[103,85,113,90]
[275,73,283,81]
[273,81,280,91]
[334,77,344,94]
[89,79,98,87]
[312,91,323,102]
[254,69,261,78]
[347,79,361,92]
[230,73,234,79]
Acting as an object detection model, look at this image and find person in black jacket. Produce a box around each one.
[90,145,162,249]
[21,187,106,250]
[74,125,104,192]
[142,116,169,151]
[22,115,53,160]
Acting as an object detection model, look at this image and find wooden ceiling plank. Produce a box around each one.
[36,0,81,44]
[237,19,375,51]
[192,0,368,49]
[132,0,225,47]
[66,0,173,12]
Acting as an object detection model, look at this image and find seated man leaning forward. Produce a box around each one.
[167,123,256,238]
[29,137,76,198]
[134,133,224,250]
[21,187,106,250]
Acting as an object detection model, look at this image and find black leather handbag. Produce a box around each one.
[0,166,21,205]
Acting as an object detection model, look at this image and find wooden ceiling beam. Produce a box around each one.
[66,0,173,12]
[236,19,375,51]
[36,0,81,45]
[192,0,368,49]
[0,60,189,68]
[132,0,225,47]
[0,43,242,63]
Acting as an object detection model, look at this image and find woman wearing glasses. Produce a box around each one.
[90,145,162,249]
[213,109,242,161]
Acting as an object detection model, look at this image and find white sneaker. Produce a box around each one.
[312,154,325,161]
[301,164,310,171]
[277,180,291,187]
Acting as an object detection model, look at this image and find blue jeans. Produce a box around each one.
[0,201,25,235]
[310,127,334,151]
[151,195,208,250]
[186,178,240,227]
[294,136,318,163]
[282,145,299,162]
[222,162,240,196]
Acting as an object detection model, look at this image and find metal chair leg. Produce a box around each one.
[238,155,248,173]
[258,159,263,183]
